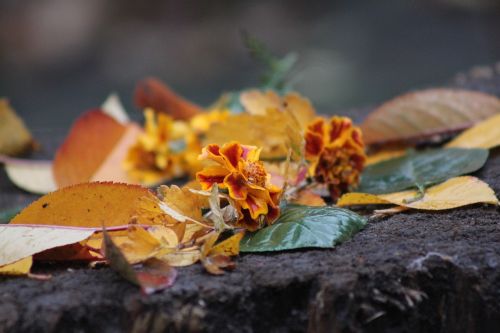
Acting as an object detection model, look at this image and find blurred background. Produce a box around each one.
[1,0,500,131]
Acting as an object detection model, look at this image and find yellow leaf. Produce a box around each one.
[446,114,500,149]
[158,248,201,267]
[240,90,281,115]
[0,225,95,266]
[118,226,164,264]
[210,231,245,256]
[147,185,209,225]
[0,256,33,276]
[11,182,159,227]
[240,90,316,127]
[205,109,303,160]
[338,176,499,210]
[0,99,34,156]
[148,225,180,247]
[337,193,390,206]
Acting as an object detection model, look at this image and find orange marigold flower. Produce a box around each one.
[196,142,282,231]
[305,116,366,200]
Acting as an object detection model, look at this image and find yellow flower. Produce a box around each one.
[305,116,366,200]
[124,109,183,185]
[196,142,281,231]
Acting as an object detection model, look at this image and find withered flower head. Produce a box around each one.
[196,142,281,231]
[305,116,366,200]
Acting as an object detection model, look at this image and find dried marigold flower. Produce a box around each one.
[196,142,282,231]
[305,116,366,200]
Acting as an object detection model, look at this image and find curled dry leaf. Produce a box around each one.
[102,227,177,294]
[446,113,500,149]
[338,176,499,210]
[10,182,159,227]
[0,99,34,156]
[118,225,178,264]
[361,89,500,146]
[0,225,95,269]
[201,231,243,275]
[134,77,202,120]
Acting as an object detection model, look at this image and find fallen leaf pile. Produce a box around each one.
[1,39,499,293]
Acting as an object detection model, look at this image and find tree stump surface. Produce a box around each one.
[1,68,500,333]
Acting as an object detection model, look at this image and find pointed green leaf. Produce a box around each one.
[240,204,367,252]
[359,148,488,194]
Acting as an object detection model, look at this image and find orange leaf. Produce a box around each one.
[10,182,159,228]
[361,89,500,147]
[53,110,126,187]
[134,77,202,120]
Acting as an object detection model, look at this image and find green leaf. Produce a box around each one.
[240,204,367,252]
[359,148,489,194]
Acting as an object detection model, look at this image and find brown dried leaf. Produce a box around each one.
[134,77,202,120]
[361,89,500,146]
[102,227,177,294]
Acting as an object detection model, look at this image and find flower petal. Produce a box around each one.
[241,145,260,162]
[196,166,229,190]
[305,131,324,160]
[224,172,248,200]
[329,117,352,142]
[220,142,243,170]
[308,118,326,136]
[199,144,225,165]
[241,191,269,219]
